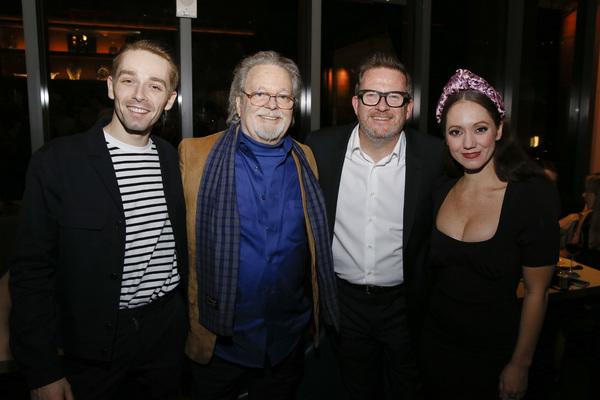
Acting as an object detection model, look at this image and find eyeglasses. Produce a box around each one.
[357,90,411,108]
[241,91,295,110]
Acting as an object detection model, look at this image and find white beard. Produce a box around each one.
[254,111,287,142]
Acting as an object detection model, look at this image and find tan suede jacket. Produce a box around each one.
[178,131,323,364]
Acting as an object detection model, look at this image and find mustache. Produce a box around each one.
[368,111,393,118]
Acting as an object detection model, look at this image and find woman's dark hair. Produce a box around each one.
[439,90,547,182]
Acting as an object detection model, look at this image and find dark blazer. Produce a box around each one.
[9,120,188,390]
[305,123,444,329]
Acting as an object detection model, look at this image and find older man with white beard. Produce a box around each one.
[178,50,339,400]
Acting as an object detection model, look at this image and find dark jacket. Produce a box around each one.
[305,123,444,331]
[9,120,188,389]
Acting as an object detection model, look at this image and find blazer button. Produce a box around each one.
[105,323,112,330]
[101,348,108,355]
[114,220,123,229]
[110,273,118,280]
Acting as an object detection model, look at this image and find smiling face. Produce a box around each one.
[352,67,413,146]
[105,49,177,145]
[444,100,503,173]
[235,64,294,145]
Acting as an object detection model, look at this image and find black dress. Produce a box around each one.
[421,176,559,400]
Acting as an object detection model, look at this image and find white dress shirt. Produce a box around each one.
[332,124,406,286]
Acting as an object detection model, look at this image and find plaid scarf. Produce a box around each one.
[195,124,339,336]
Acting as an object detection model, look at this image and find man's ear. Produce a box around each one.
[107,76,115,100]
[351,96,359,116]
[164,91,177,111]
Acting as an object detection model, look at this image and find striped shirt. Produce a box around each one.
[105,132,180,309]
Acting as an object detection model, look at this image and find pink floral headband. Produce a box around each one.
[435,69,505,123]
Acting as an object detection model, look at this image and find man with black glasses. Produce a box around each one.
[306,53,444,400]
[179,50,338,399]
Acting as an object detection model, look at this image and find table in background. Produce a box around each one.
[517,257,600,300]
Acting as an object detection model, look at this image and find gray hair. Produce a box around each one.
[226,50,302,126]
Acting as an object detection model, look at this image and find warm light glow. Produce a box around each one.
[563,10,577,38]
[530,136,540,147]
[335,68,350,97]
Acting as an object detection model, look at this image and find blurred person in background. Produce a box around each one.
[559,173,600,269]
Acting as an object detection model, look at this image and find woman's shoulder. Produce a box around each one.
[510,174,556,196]
[509,175,560,216]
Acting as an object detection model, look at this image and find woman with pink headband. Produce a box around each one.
[420,69,559,400]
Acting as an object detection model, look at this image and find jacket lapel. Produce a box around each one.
[86,123,124,214]
[323,125,354,236]
[403,129,423,249]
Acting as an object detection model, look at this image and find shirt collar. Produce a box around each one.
[347,123,406,166]
[236,124,293,154]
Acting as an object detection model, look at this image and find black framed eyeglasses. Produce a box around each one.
[357,90,412,108]
[241,91,295,110]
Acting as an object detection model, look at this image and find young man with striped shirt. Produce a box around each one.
[9,40,188,400]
